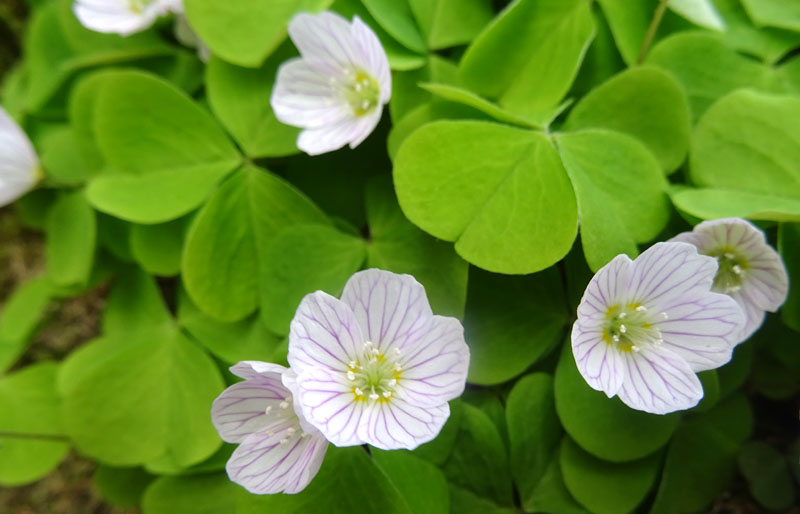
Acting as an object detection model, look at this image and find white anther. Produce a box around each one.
[732,264,743,275]
[724,252,735,259]
[279,401,289,409]
[369,392,379,401]
[347,370,356,381]
[612,334,620,343]
[636,305,647,312]
[361,100,370,110]
[328,76,337,85]
[382,391,391,398]
[393,347,401,355]
[349,360,358,369]
[631,345,640,352]
[661,312,669,320]
[287,427,296,435]
[279,437,290,445]
[619,324,627,334]
[619,312,627,319]
[264,406,272,415]
[355,82,363,92]
[388,379,397,387]
[355,387,364,397]
[394,364,402,372]
[267,431,275,437]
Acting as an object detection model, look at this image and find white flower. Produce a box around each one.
[287,269,469,450]
[211,362,328,494]
[271,11,391,156]
[669,218,789,341]
[572,242,746,414]
[73,0,176,36]
[0,107,39,207]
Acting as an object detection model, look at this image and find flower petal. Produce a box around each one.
[577,254,634,322]
[340,269,433,353]
[293,367,364,447]
[288,11,364,70]
[73,0,166,35]
[571,321,624,397]
[357,399,449,450]
[350,15,391,102]
[395,316,469,407]
[271,58,352,130]
[729,288,766,341]
[226,424,328,494]
[630,242,718,312]
[288,291,364,375]
[0,107,37,207]
[616,347,704,414]
[296,112,380,155]
[656,291,744,371]
[211,363,291,444]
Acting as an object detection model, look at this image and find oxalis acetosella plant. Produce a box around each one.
[2,0,800,512]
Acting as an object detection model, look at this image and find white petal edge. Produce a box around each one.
[0,107,38,207]
[226,423,328,494]
[616,347,704,415]
[340,269,434,354]
[293,367,365,447]
[288,11,364,70]
[576,253,634,323]
[73,0,168,36]
[295,110,381,155]
[288,291,364,375]
[571,321,625,397]
[395,315,469,407]
[357,399,449,450]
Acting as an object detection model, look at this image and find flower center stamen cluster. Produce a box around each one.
[128,0,155,14]
[348,341,402,403]
[603,303,667,353]
[263,395,310,444]
[335,69,381,117]
[708,247,748,293]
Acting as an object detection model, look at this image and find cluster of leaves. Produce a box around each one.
[1,0,800,513]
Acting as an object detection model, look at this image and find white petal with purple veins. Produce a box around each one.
[630,242,718,312]
[293,367,364,447]
[226,422,328,495]
[358,399,449,450]
[211,377,290,444]
[288,291,363,374]
[571,322,624,397]
[0,107,38,207]
[577,254,633,322]
[616,347,704,415]
[340,269,433,352]
[394,316,469,407]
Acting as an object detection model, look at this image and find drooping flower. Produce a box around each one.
[73,0,176,36]
[287,269,469,450]
[669,218,789,341]
[271,11,391,156]
[571,242,745,414]
[211,362,328,494]
[0,107,39,207]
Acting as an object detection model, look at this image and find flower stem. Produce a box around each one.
[637,0,670,65]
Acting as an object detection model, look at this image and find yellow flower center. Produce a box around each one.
[707,246,749,294]
[602,303,666,353]
[348,342,402,403]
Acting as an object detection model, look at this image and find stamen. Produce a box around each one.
[619,324,627,334]
[349,360,358,369]
[612,334,620,342]
[279,401,289,409]
[724,252,735,259]
[279,437,290,444]
[355,82,363,92]
[361,100,370,110]
[382,391,391,398]
[355,387,364,397]
[619,312,627,319]
[369,392,379,401]
[347,370,356,381]
[388,379,397,386]
[631,345,640,352]
[636,305,647,312]
[264,406,272,415]
[661,312,669,320]
[732,264,743,275]
[287,427,296,435]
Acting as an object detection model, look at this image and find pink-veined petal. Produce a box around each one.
[340,269,433,353]
[577,254,634,323]
[571,321,625,397]
[657,291,744,371]
[630,242,718,312]
[616,347,704,414]
[729,288,766,341]
[288,291,364,375]
[293,367,364,447]
[288,11,363,70]
[226,422,328,494]
[395,316,469,407]
[357,399,449,450]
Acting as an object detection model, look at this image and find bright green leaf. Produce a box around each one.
[741,0,800,32]
[372,450,450,514]
[142,472,238,514]
[564,67,692,173]
[524,453,587,514]
[95,465,155,508]
[394,121,578,274]
[0,362,69,486]
[715,0,800,64]
[408,0,494,50]
[671,187,800,222]
[0,276,51,373]
[130,217,190,277]
[362,0,426,53]
[46,191,96,289]
[738,441,796,511]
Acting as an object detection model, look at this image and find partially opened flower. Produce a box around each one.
[211,362,328,494]
[572,242,745,414]
[0,107,39,207]
[271,11,391,155]
[670,218,788,341]
[73,0,175,36]
[288,269,469,450]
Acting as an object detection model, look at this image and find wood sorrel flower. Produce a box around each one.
[287,269,469,450]
[0,107,39,207]
[270,11,391,156]
[669,218,789,341]
[572,242,745,414]
[211,362,328,494]
[73,0,179,36]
